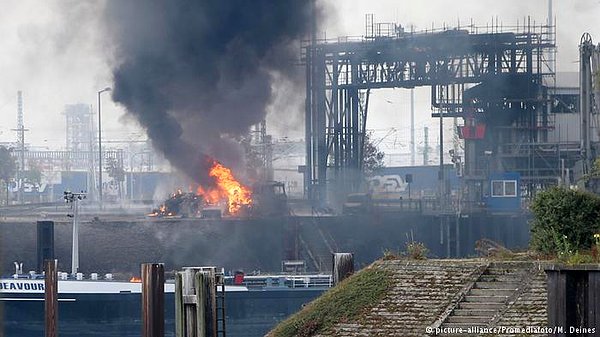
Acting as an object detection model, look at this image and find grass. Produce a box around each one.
[267,264,394,337]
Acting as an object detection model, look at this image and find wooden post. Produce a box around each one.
[194,270,217,337]
[332,253,354,285]
[142,263,165,337]
[195,272,206,337]
[175,272,185,337]
[545,264,600,336]
[175,267,219,337]
[204,271,217,337]
[44,259,58,337]
[37,221,55,273]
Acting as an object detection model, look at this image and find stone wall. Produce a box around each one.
[327,260,487,337]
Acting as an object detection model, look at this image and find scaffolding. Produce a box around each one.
[303,16,557,206]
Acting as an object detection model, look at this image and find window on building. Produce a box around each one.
[504,180,517,197]
[491,180,518,197]
[492,181,504,197]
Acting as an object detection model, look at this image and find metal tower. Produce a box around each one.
[304,18,556,206]
[12,91,28,203]
[579,33,600,177]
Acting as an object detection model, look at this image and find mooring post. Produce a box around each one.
[195,272,207,337]
[176,267,220,337]
[332,253,354,285]
[37,221,55,273]
[44,259,58,337]
[142,263,165,337]
[175,272,185,337]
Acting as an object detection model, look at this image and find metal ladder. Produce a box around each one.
[215,275,226,337]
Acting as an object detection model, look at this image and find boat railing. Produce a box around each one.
[224,274,333,289]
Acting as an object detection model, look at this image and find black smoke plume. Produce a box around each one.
[104,1,315,185]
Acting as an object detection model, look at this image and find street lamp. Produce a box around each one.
[98,87,111,208]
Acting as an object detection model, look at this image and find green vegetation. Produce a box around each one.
[23,160,42,185]
[362,131,385,176]
[0,146,16,205]
[530,187,600,261]
[268,264,394,337]
[579,158,600,186]
[406,241,429,260]
[0,146,16,182]
[382,248,400,260]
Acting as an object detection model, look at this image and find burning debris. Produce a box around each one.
[198,161,252,214]
[150,160,252,218]
[149,190,203,218]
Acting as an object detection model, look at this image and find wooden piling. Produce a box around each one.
[204,271,217,337]
[142,263,165,337]
[44,259,58,337]
[195,272,207,337]
[332,253,354,285]
[175,272,185,337]
[176,267,220,337]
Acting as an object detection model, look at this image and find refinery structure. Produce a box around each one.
[5,25,599,206]
[1,2,600,336]
[1,9,599,241]
[0,13,597,264]
[304,15,599,207]
[1,14,597,212]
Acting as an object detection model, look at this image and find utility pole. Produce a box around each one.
[439,112,444,209]
[423,127,429,165]
[410,89,415,166]
[12,91,28,204]
[97,87,111,208]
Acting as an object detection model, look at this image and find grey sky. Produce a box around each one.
[0,0,598,163]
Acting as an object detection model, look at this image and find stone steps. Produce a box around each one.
[474,281,520,289]
[484,268,522,275]
[458,302,505,310]
[451,308,498,316]
[470,288,516,296]
[478,274,522,282]
[445,315,491,324]
[462,295,510,302]
[439,263,529,333]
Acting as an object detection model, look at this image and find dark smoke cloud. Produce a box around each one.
[104,1,315,185]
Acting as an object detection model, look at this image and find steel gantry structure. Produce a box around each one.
[304,21,556,205]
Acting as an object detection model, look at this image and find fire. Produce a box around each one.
[148,160,252,217]
[197,161,252,214]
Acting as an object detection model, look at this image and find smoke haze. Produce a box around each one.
[104,1,315,184]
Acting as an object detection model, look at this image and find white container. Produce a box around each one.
[60,272,68,280]
[90,273,98,280]
[105,273,113,280]
[76,273,83,280]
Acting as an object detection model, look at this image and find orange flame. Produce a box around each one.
[197,161,252,214]
[129,277,142,283]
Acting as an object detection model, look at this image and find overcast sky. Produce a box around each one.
[0,0,598,164]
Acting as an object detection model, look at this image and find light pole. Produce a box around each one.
[98,87,111,208]
[64,191,86,275]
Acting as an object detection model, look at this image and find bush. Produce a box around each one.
[382,249,400,260]
[406,241,429,260]
[565,251,595,265]
[530,187,600,255]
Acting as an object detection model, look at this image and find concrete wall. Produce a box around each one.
[0,218,287,276]
[0,212,531,275]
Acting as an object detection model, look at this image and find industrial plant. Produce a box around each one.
[0,1,599,336]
